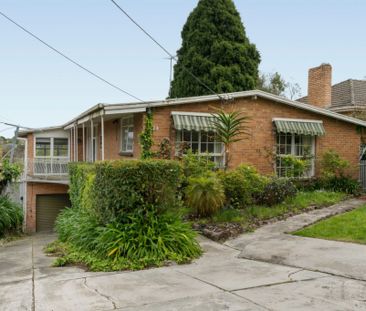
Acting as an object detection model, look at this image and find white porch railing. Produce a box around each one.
[27,157,70,177]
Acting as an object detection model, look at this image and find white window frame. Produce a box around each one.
[276,132,315,178]
[120,115,134,153]
[175,129,225,167]
[34,137,69,159]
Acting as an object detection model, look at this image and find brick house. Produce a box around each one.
[19,88,366,233]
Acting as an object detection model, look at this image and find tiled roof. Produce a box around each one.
[298,79,366,109]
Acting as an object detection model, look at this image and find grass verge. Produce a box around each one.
[293,205,366,244]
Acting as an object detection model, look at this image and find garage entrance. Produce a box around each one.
[36,194,71,232]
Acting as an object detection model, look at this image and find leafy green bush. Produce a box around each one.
[291,178,323,192]
[181,150,215,178]
[93,160,183,223]
[185,174,225,217]
[54,207,201,271]
[280,155,309,178]
[257,178,297,206]
[0,196,23,237]
[0,159,22,194]
[68,163,95,210]
[321,150,350,178]
[321,176,361,196]
[96,210,201,262]
[218,164,268,208]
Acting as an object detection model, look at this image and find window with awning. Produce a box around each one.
[172,112,216,132]
[172,112,224,167]
[273,118,325,136]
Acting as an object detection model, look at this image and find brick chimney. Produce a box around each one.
[307,63,332,108]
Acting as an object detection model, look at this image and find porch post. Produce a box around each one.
[82,123,85,162]
[70,127,73,162]
[101,115,105,161]
[90,119,94,162]
[74,124,78,162]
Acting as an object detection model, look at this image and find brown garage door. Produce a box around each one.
[36,194,71,232]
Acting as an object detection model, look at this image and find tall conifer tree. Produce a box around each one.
[169,0,260,98]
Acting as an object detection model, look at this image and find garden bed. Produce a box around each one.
[190,191,347,242]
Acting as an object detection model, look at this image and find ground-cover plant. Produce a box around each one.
[185,173,225,217]
[51,206,201,271]
[294,205,366,244]
[0,195,23,238]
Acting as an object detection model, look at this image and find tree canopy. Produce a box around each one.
[169,0,261,98]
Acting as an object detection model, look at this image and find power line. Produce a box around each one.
[0,10,145,103]
[109,0,223,100]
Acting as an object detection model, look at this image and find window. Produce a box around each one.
[35,137,69,158]
[276,133,314,177]
[176,129,224,167]
[121,115,134,153]
[35,138,51,157]
[53,138,69,157]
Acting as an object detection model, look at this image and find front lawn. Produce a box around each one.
[193,191,347,241]
[293,205,366,244]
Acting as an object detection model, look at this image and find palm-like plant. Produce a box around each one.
[211,109,250,170]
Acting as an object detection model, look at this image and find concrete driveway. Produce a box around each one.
[1,198,366,311]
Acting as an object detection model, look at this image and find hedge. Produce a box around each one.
[68,160,184,224]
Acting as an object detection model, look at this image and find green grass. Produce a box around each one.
[197,191,347,227]
[294,205,366,244]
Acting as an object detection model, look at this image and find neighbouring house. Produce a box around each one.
[299,63,366,117]
[19,89,366,233]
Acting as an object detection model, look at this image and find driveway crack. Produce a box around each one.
[82,277,117,309]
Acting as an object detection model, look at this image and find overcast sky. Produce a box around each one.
[0,0,365,137]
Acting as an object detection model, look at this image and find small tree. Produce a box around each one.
[211,109,250,170]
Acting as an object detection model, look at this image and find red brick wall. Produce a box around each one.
[308,64,332,108]
[150,97,361,177]
[25,182,69,233]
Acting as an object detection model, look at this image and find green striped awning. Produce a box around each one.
[172,113,216,131]
[274,119,325,136]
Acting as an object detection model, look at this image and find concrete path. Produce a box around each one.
[1,198,366,310]
[226,198,366,281]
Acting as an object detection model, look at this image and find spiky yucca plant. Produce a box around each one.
[185,174,225,217]
[211,109,250,170]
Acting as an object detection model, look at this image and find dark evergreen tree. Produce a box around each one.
[169,0,261,98]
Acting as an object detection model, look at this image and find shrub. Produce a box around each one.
[54,206,201,270]
[321,176,361,196]
[181,150,215,178]
[280,155,309,178]
[291,178,323,192]
[96,210,201,262]
[56,207,100,249]
[93,160,184,223]
[185,174,225,217]
[218,164,268,208]
[68,163,95,210]
[0,159,22,194]
[321,150,350,178]
[257,178,297,206]
[0,196,23,237]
